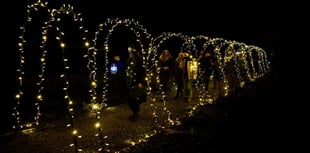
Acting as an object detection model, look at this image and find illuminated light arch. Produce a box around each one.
[218,39,254,96]
[14,1,91,152]
[233,42,251,86]
[236,43,253,82]
[252,46,270,76]
[91,18,152,105]
[222,41,246,94]
[245,45,269,80]
[261,48,270,73]
[191,35,213,105]
[148,32,195,128]
[176,35,217,117]
[43,5,91,152]
[247,46,259,80]
[239,44,257,82]
[88,17,154,152]
[205,38,231,96]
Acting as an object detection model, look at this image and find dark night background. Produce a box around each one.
[0,0,304,151]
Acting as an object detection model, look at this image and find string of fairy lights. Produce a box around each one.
[149,32,199,127]
[191,35,214,116]
[13,0,270,152]
[88,17,156,152]
[14,0,49,132]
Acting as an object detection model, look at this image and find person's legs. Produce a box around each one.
[183,79,193,102]
[175,79,183,99]
[128,99,140,121]
[204,75,210,92]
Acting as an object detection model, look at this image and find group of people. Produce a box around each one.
[158,49,198,103]
[157,48,224,103]
[109,47,220,121]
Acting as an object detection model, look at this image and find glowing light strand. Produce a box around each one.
[14,0,50,131]
[48,4,90,152]
[89,18,154,152]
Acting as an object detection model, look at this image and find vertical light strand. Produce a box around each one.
[196,36,209,104]
[223,43,235,95]
[52,3,90,152]
[212,38,227,97]
[247,47,257,80]
[201,36,216,103]
[241,45,253,82]
[234,43,247,87]
[88,22,109,152]
[13,0,49,131]
[260,48,271,74]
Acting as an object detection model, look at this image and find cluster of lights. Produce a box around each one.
[13,0,270,152]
